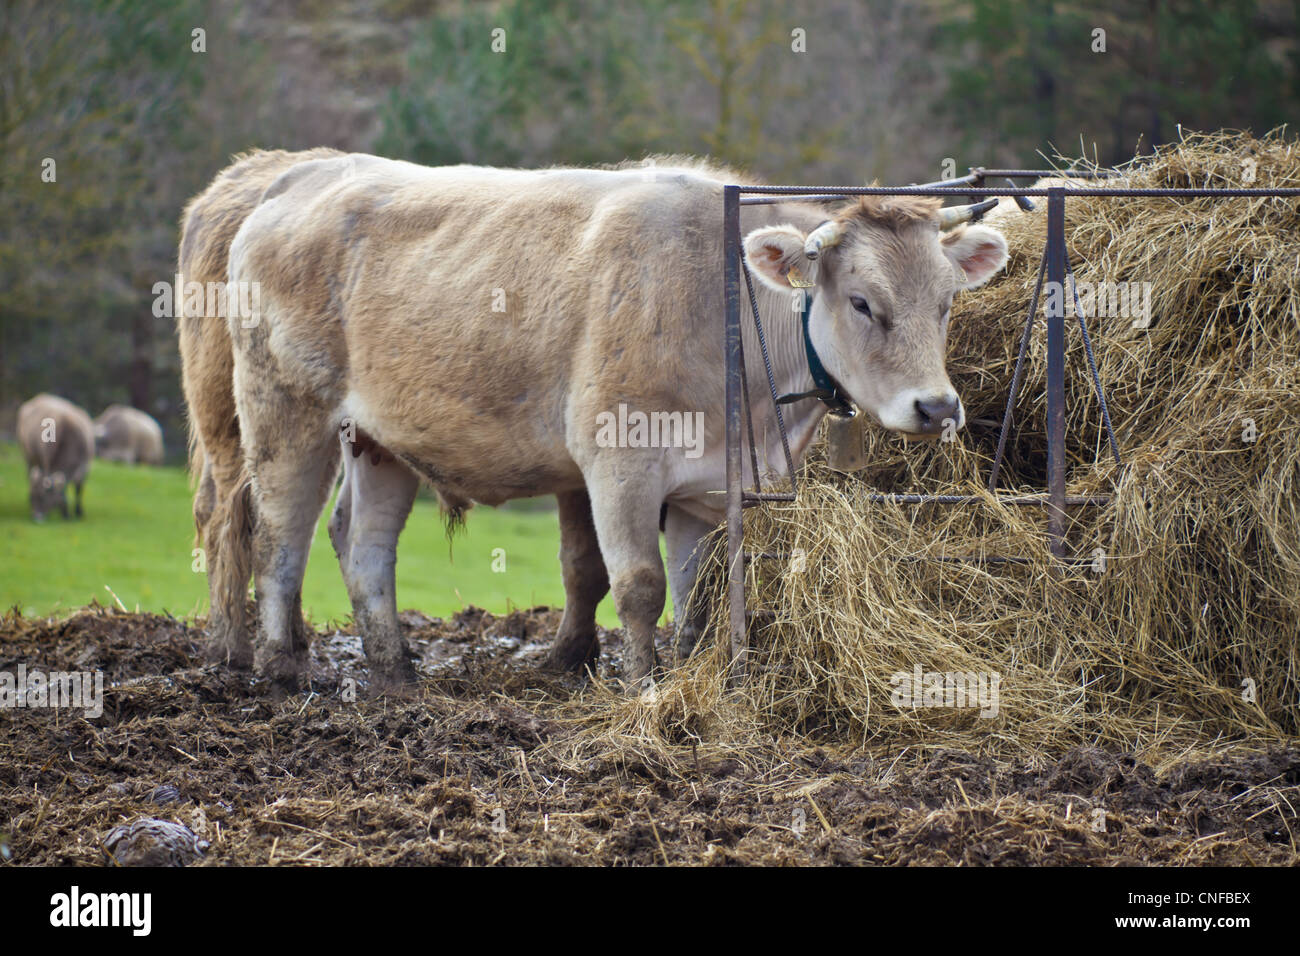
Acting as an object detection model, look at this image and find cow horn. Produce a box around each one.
[803,220,845,260]
[937,198,999,230]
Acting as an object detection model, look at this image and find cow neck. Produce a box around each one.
[739,199,854,472]
[774,290,854,418]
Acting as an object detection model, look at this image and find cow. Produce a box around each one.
[17,393,95,522]
[93,405,165,465]
[178,148,346,671]
[204,153,1008,692]
[981,175,1079,225]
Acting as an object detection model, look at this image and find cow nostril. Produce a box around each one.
[915,396,959,431]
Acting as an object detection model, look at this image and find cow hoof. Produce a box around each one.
[544,634,600,675]
[265,676,301,702]
[253,646,308,690]
[205,634,254,670]
[674,626,702,665]
[368,658,419,696]
[620,647,660,691]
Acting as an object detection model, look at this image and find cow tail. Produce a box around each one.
[214,470,256,628]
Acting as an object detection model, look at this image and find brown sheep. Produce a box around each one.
[94,404,164,465]
[18,393,95,521]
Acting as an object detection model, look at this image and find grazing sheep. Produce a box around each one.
[18,393,94,521]
[94,404,164,465]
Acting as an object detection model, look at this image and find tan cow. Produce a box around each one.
[17,393,95,521]
[981,175,1079,225]
[94,405,164,465]
[178,148,346,670]
[210,153,1007,691]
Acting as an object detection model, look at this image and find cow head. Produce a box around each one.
[28,467,67,522]
[743,197,1007,438]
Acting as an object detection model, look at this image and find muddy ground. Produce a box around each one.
[1,605,1297,866]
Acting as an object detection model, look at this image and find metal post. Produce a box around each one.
[1045,188,1067,559]
[723,185,747,679]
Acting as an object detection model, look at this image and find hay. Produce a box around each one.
[605,129,1300,763]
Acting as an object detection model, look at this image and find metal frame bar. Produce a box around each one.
[735,167,1115,205]
[723,185,746,679]
[738,185,1299,200]
[1045,188,1067,557]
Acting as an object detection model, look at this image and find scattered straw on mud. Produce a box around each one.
[2,606,1296,865]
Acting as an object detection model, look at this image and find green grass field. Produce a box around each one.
[0,442,623,627]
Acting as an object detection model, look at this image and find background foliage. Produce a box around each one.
[2,0,1297,452]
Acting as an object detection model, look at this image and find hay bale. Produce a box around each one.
[637,130,1300,760]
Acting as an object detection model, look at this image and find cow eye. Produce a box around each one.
[849,295,872,316]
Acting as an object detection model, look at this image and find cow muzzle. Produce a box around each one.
[913,394,962,435]
[876,389,964,439]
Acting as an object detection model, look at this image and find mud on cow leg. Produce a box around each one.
[243,420,340,692]
[611,565,665,688]
[584,467,666,690]
[546,489,610,674]
[328,429,420,693]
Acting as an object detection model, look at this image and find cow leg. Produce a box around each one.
[583,471,665,689]
[664,505,715,663]
[245,426,339,691]
[546,488,609,674]
[328,441,420,692]
[74,481,84,518]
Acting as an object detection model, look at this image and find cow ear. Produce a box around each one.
[942,224,1009,290]
[743,226,813,292]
